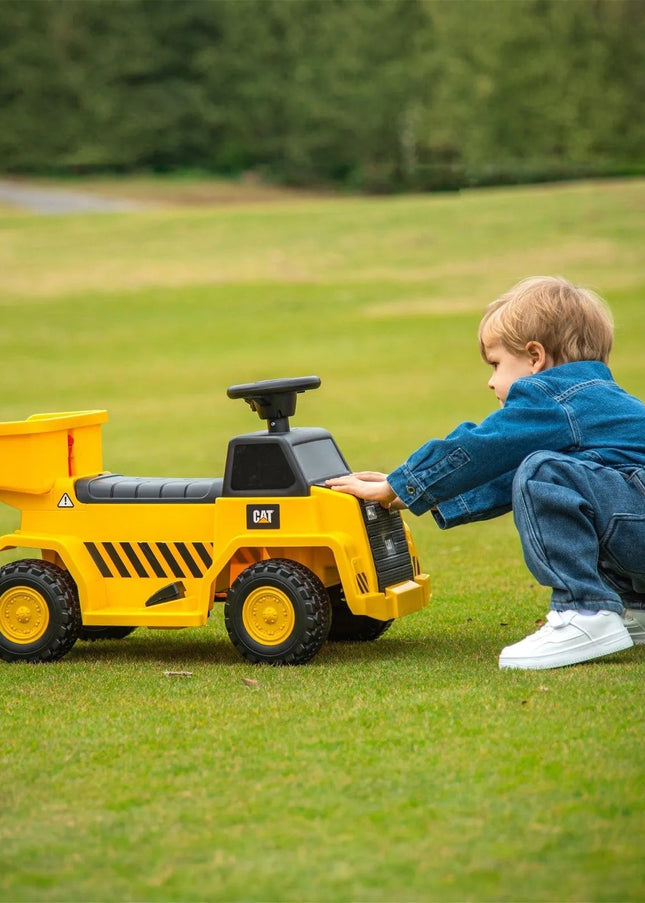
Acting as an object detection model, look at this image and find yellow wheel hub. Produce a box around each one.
[0,587,50,644]
[242,587,296,646]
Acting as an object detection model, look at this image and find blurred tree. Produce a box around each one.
[0,0,642,188]
[426,0,645,184]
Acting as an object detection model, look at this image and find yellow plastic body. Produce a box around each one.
[0,411,430,629]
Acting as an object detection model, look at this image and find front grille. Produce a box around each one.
[360,501,414,592]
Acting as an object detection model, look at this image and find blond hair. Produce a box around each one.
[478,276,613,365]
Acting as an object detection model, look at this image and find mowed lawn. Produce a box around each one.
[0,178,644,902]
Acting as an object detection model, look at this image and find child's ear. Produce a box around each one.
[525,341,551,372]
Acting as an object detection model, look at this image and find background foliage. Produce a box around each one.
[1,0,643,191]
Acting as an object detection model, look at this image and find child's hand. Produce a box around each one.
[325,472,405,508]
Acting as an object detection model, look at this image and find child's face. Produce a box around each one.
[484,341,535,405]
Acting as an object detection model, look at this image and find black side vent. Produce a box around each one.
[360,501,414,592]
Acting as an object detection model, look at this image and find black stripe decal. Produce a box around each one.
[174,543,203,578]
[85,541,209,578]
[139,542,166,578]
[103,542,131,578]
[121,542,148,578]
[193,542,213,567]
[156,543,185,578]
[85,542,112,577]
[357,572,370,593]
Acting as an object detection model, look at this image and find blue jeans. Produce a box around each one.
[512,451,645,614]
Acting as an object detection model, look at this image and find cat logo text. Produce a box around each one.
[246,504,280,529]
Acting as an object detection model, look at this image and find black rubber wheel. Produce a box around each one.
[0,559,81,663]
[224,558,331,664]
[78,626,136,641]
[327,585,393,642]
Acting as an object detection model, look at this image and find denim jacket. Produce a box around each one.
[387,361,645,529]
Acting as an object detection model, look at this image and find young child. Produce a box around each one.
[327,276,645,670]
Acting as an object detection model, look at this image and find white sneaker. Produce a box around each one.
[499,610,633,670]
[623,609,645,645]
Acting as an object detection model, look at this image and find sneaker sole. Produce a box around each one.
[626,629,645,646]
[499,631,634,670]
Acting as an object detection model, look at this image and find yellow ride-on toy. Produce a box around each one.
[0,376,429,665]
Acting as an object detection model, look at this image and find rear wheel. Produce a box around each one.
[327,585,393,642]
[225,558,331,664]
[0,560,81,663]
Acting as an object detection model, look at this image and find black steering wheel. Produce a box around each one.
[227,376,321,432]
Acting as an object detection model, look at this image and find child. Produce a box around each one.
[327,276,645,670]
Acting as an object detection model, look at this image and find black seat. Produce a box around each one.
[75,474,223,503]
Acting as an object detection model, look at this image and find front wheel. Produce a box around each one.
[224,559,331,664]
[327,585,393,642]
[0,560,81,663]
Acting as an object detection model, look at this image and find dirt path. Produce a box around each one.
[0,175,332,213]
[0,178,140,214]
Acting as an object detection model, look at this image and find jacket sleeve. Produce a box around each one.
[387,378,574,518]
[432,470,515,528]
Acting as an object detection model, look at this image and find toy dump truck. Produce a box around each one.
[0,376,429,665]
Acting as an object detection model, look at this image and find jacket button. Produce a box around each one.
[406,485,415,495]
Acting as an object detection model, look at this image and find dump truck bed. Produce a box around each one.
[0,410,107,494]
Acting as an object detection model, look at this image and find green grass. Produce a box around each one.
[0,177,644,902]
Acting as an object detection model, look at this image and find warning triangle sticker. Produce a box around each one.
[57,493,74,509]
